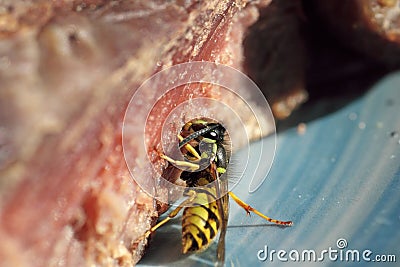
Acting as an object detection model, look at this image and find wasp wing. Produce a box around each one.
[212,162,229,266]
[216,192,229,266]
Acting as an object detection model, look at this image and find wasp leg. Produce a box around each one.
[143,191,197,239]
[159,153,200,171]
[228,192,293,226]
[178,134,201,160]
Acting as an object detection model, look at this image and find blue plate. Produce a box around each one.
[138,72,400,266]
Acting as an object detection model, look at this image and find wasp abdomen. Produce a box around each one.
[181,188,222,254]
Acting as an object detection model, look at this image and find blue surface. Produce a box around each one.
[138,72,400,266]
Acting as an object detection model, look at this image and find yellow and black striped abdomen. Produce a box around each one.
[181,188,222,254]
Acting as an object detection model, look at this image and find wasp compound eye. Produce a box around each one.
[123,62,276,205]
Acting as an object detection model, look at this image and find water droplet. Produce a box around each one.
[348,112,358,120]
[390,131,398,138]
[297,123,307,135]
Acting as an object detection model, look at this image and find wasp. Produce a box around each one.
[144,118,292,264]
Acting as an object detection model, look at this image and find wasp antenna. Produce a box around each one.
[179,124,219,148]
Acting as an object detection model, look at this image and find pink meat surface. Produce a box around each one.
[0,1,272,266]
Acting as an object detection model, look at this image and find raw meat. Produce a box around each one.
[0,1,274,266]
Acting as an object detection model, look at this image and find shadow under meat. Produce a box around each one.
[243,0,397,133]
